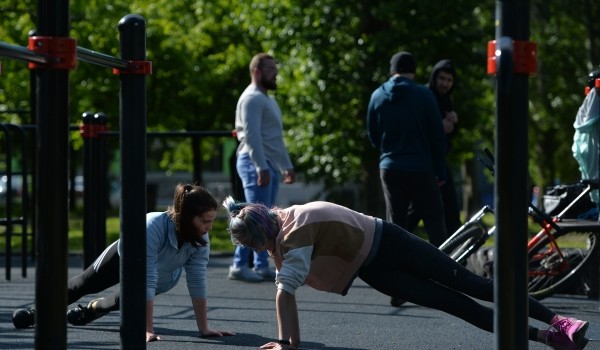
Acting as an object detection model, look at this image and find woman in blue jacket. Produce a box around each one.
[13,183,234,342]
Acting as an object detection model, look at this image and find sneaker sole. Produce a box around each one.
[578,337,589,350]
[571,322,589,346]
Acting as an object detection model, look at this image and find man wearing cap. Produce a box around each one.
[366,51,448,248]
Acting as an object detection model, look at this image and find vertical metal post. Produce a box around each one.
[493,1,531,349]
[192,136,204,185]
[7,124,31,278]
[34,0,70,348]
[28,30,37,263]
[81,112,107,268]
[118,14,147,349]
[1,124,14,280]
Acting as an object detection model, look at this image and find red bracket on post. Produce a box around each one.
[487,40,537,76]
[112,60,152,75]
[28,36,77,70]
[79,124,108,139]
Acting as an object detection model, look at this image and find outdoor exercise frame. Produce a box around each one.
[0,9,150,350]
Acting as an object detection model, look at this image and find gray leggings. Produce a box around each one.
[358,221,555,339]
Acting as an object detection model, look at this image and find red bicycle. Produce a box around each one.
[440,150,600,300]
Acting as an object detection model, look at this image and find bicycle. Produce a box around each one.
[439,149,600,300]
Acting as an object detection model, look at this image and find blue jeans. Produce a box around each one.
[233,153,279,269]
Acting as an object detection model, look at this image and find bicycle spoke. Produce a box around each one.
[527,231,597,300]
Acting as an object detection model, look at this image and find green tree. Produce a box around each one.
[1,0,600,218]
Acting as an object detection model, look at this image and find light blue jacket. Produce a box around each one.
[119,212,209,301]
[573,89,600,203]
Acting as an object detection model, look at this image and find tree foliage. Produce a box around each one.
[0,0,599,215]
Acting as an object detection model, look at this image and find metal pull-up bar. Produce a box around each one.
[0,40,152,74]
[0,11,150,349]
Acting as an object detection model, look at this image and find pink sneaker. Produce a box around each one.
[544,330,588,350]
[551,316,589,345]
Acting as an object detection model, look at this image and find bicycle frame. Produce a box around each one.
[440,147,600,298]
[527,225,568,277]
[527,184,593,277]
[439,205,495,263]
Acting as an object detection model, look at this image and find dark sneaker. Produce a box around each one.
[390,297,407,307]
[67,298,109,326]
[552,316,589,345]
[12,308,35,329]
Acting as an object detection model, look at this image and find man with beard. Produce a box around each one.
[228,53,296,282]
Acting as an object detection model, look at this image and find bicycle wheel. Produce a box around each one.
[527,231,598,300]
[439,222,489,265]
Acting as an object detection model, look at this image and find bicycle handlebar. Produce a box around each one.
[477,147,495,175]
[580,178,600,190]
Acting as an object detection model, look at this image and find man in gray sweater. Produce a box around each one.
[229,53,296,282]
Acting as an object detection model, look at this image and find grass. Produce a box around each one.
[0,209,236,256]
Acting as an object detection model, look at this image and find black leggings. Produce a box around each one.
[67,241,121,312]
[358,222,555,339]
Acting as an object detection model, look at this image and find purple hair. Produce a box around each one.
[222,196,278,247]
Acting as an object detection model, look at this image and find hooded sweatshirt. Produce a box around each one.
[427,59,457,152]
[367,76,447,180]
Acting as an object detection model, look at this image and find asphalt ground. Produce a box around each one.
[1,253,600,350]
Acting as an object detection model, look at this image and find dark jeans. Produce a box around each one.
[67,241,121,312]
[358,221,555,336]
[380,169,448,246]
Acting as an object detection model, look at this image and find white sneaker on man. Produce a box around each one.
[228,265,264,282]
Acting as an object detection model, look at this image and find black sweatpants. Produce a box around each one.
[67,241,121,312]
[380,169,448,247]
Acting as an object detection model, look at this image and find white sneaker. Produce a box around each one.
[254,267,276,281]
[228,265,264,282]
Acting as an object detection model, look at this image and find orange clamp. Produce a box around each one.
[112,60,152,75]
[487,40,537,76]
[28,36,77,70]
[79,123,108,139]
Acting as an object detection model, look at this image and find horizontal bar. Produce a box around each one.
[8,125,233,137]
[76,47,129,70]
[102,130,233,137]
[0,41,129,70]
[0,41,50,64]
